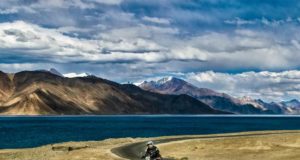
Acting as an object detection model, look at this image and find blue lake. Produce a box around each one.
[1,115,300,149]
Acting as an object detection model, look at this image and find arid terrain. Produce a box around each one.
[158,131,300,160]
[0,71,225,115]
[1,130,300,160]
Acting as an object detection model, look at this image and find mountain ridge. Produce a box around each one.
[138,77,300,114]
[0,71,227,115]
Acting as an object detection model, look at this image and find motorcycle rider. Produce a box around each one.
[141,141,162,160]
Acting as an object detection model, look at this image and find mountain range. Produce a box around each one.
[0,70,226,115]
[1,69,299,115]
[139,77,300,114]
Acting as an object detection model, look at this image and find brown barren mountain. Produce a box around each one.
[0,71,227,115]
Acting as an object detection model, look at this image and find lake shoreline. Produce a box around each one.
[1,130,300,160]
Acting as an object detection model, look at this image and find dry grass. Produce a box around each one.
[0,138,137,160]
[159,132,300,160]
[1,131,300,160]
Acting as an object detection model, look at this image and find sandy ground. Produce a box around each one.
[158,131,300,160]
[0,138,135,160]
[1,131,300,160]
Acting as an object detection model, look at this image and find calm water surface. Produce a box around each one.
[1,115,300,149]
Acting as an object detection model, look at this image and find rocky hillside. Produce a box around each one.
[138,77,281,114]
[0,71,227,115]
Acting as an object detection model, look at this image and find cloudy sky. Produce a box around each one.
[1,0,300,101]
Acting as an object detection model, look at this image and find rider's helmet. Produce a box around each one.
[146,141,154,146]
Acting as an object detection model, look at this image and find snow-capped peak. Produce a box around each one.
[138,76,185,87]
[63,72,91,78]
[239,96,254,102]
[156,76,174,84]
[137,77,190,93]
[133,81,146,86]
[136,77,172,86]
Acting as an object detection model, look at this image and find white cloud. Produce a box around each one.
[1,21,300,72]
[0,0,123,16]
[188,31,272,52]
[225,17,300,27]
[91,0,123,5]
[142,16,171,25]
[57,26,92,35]
[171,46,208,61]
[0,21,207,64]
[179,29,300,70]
[186,70,300,102]
[2,20,300,73]
[224,17,256,25]
[0,63,37,72]
[261,17,284,26]
[27,0,95,10]
[99,24,179,40]
[0,8,18,14]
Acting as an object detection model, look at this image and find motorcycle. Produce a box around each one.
[140,150,163,160]
[142,157,162,160]
[141,154,162,160]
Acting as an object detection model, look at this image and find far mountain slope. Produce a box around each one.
[138,77,279,114]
